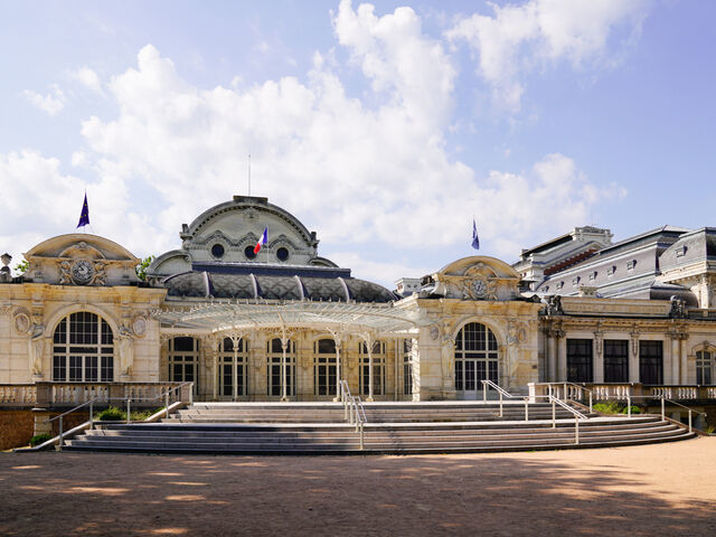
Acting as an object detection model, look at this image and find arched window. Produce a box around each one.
[168,337,200,394]
[53,312,114,382]
[454,322,498,397]
[217,337,247,399]
[696,348,713,385]
[313,338,337,396]
[267,338,296,397]
[359,340,386,396]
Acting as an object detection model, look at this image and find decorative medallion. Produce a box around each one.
[71,259,95,285]
[472,279,487,298]
[132,316,147,338]
[14,312,31,335]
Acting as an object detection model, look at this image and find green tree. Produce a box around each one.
[135,255,155,281]
[13,257,29,276]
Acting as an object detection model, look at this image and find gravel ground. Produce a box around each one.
[1,437,715,537]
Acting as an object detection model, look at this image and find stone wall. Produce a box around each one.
[0,410,34,450]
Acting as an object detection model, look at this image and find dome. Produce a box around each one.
[163,271,396,303]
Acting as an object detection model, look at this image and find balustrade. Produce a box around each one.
[0,381,190,407]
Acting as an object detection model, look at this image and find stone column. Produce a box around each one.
[593,330,604,383]
[545,329,556,382]
[629,331,640,383]
[554,330,566,381]
[367,341,374,402]
[679,334,688,385]
[670,333,680,385]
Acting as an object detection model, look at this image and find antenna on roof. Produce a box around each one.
[247,153,251,196]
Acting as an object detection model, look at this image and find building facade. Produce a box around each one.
[1,196,715,405]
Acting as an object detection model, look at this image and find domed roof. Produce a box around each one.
[163,271,396,303]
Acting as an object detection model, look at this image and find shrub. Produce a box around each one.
[96,406,126,421]
[30,433,53,446]
[593,401,641,415]
[130,408,161,421]
[593,401,622,414]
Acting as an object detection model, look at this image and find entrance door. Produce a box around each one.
[454,323,499,400]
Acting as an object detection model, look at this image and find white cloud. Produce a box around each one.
[447,0,651,111]
[23,84,66,115]
[71,66,103,94]
[1,2,627,286]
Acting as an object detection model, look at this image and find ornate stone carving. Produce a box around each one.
[14,312,31,335]
[58,258,107,286]
[669,296,687,319]
[507,319,527,346]
[545,295,563,316]
[131,315,148,338]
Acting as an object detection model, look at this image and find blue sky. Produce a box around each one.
[1,0,714,286]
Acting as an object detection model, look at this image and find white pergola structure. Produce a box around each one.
[154,301,428,401]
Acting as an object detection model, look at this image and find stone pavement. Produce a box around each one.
[1,437,715,536]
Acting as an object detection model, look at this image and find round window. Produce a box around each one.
[244,246,257,260]
[276,247,289,262]
[211,244,225,259]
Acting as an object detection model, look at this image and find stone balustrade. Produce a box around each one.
[529,382,716,402]
[0,382,189,408]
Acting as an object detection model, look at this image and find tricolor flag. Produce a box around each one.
[77,193,90,228]
[471,218,480,250]
[253,227,268,254]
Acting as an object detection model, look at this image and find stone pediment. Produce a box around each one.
[432,256,521,301]
[23,234,140,286]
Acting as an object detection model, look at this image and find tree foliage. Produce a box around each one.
[135,255,155,281]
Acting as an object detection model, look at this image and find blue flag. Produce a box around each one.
[471,218,480,250]
[77,193,90,228]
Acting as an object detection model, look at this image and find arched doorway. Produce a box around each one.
[454,322,498,399]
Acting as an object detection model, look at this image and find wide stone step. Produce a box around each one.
[63,413,696,455]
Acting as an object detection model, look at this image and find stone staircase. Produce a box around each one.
[62,401,697,454]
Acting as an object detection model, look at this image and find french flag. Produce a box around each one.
[253,227,268,254]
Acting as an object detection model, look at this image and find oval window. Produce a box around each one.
[244,245,257,260]
[211,244,225,259]
[276,247,289,262]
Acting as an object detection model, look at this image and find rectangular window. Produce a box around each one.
[639,341,663,384]
[53,356,66,381]
[69,355,83,381]
[360,358,385,396]
[403,340,413,396]
[567,339,593,383]
[604,340,629,383]
[696,351,712,385]
[101,356,113,382]
[85,356,98,382]
[314,357,337,396]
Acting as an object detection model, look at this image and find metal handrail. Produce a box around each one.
[47,398,98,451]
[481,379,514,417]
[339,380,366,449]
[45,381,194,451]
[548,394,587,445]
[625,395,706,433]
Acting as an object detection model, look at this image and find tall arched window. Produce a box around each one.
[53,312,114,382]
[314,338,337,396]
[267,338,295,397]
[168,337,200,394]
[359,340,386,396]
[217,337,247,399]
[454,322,498,398]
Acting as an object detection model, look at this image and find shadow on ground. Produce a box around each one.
[1,444,714,536]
